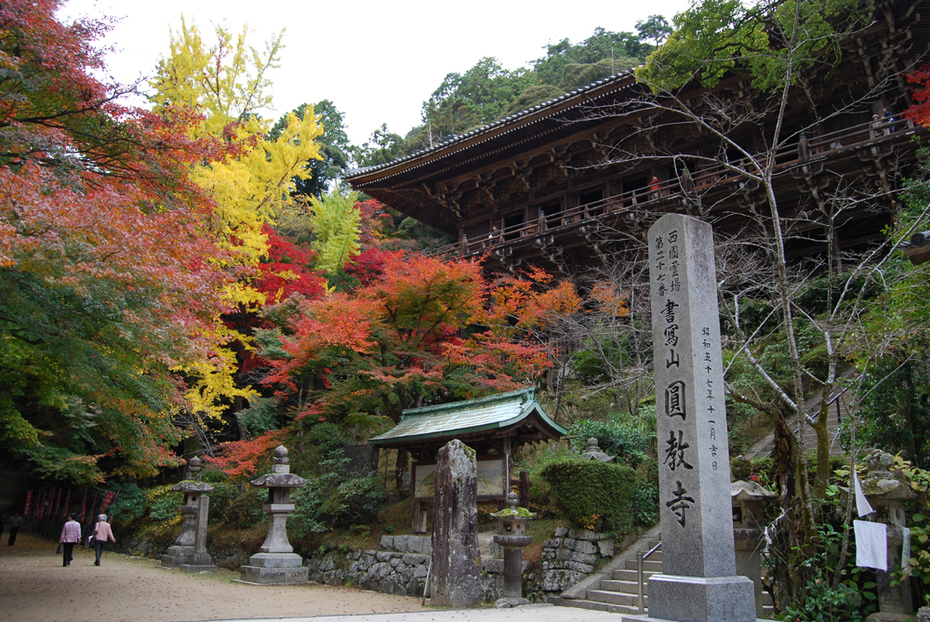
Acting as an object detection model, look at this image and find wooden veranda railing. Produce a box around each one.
[429,115,919,261]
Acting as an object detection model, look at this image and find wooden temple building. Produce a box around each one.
[367,388,565,533]
[347,0,929,275]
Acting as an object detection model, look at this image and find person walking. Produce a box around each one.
[91,514,115,566]
[7,513,22,545]
[59,513,81,566]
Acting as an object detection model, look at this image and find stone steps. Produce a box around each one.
[558,539,661,616]
[558,539,775,618]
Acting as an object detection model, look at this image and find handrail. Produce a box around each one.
[428,115,918,261]
[638,540,662,614]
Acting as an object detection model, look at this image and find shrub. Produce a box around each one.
[145,485,182,521]
[204,480,237,509]
[107,482,145,524]
[236,397,281,437]
[337,475,387,525]
[780,579,869,622]
[569,418,651,467]
[224,488,266,528]
[288,453,388,540]
[630,481,658,528]
[306,422,347,456]
[540,459,637,534]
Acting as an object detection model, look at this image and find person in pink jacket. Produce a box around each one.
[91,514,115,566]
[59,513,81,567]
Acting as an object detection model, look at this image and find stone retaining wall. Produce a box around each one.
[537,527,615,601]
[303,528,617,603]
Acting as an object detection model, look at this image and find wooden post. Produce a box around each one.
[518,470,531,509]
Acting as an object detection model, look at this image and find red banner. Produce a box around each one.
[23,490,33,518]
[79,489,87,523]
[37,490,45,518]
[100,492,116,515]
[52,487,61,520]
[62,489,70,520]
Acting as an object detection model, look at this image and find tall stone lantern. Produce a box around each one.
[859,449,917,622]
[160,455,217,572]
[239,445,309,585]
[731,479,776,618]
[491,492,535,605]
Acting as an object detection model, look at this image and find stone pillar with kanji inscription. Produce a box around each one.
[625,213,758,622]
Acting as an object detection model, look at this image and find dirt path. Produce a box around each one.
[0,533,426,622]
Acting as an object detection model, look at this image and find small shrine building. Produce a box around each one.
[368,387,566,533]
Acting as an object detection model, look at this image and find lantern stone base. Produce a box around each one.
[160,545,194,568]
[178,563,218,573]
[179,551,217,573]
[239,552,308,585]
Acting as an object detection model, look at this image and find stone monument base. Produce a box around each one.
[622,574,760,622]
[238,552,308,585]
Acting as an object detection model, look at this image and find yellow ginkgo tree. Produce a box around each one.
[149,17,324,426]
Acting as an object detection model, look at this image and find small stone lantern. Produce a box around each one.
[491,492,535,605]
[239,445,309,585]
[160,455,217,572]
[731,480,775,618]
[581,438,615,462]
[859,449,916,622]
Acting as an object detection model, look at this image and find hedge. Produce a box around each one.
[540,459,637,534]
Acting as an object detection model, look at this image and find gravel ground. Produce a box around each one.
[0,532,426,622]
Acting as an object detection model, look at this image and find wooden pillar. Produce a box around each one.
[518,470,531,509]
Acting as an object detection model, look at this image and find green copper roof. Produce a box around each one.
[368,387,566,447]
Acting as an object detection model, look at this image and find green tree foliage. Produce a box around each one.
[306,189,362,275]
[855,359,930,468]
[498,84,566,118]
[638,0,872,90]
[418,58,535,143]
[356,23,664,163]
[350,123,406,168]
[288,454,387,538]
[851,147,930,469]
[531,27,648,91]
[636,15,673,46]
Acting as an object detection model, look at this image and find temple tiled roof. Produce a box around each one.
[367,387,566,448]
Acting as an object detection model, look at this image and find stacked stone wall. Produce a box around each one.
[303,528,616,603]
[537,527,615,601]
[305,535,433,597]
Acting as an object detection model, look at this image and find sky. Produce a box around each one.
[60,0,693,147]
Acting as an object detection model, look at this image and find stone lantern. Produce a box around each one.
[239,445,309,585]
[859,449,917,622]
[581,437,615,462]
[731,480,776,618]
[161,455,217,572]
[491,492,535,605]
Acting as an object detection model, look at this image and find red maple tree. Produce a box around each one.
[0,0,239,481]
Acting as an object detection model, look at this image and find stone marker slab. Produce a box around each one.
[625,213,757,622]
[430,439,482,607]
